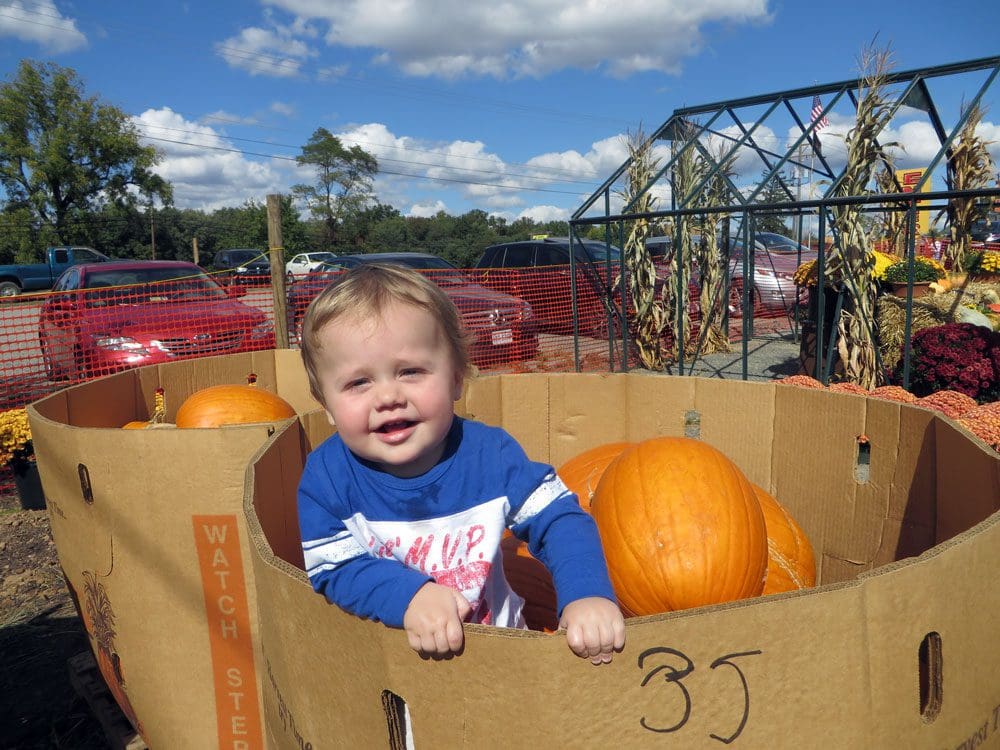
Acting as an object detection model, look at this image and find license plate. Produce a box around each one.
[491,329,513,345]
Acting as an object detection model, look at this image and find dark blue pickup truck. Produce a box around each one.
[0,246,112,297]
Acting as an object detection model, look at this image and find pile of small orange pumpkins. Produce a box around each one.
[121,375,296,430]
[504,437,816,632]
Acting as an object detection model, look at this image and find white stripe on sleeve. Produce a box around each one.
[510,473,570,526]
[303,531,367,576]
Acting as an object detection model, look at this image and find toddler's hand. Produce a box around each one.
[403,582,472,658]
[559,597,625,665]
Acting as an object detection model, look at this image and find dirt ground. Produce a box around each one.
[0,493,109,749]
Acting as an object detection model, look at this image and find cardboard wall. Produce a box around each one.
[29,351,1000,749]
[247,371,1000,749]
[30,352,309,749]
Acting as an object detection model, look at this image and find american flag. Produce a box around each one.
[811,95,830,132]
[810,95,829,157]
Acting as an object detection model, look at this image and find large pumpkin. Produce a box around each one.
[175,384,296,428]
[752,484,816,595]
[590,437,768,616]
[556,441,634,513]
[500,536,558,633]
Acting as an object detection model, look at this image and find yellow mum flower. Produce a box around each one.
[0,408,32,467]
[981,251,1000,273]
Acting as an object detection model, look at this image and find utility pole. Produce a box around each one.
[192,236,199,266]
[149,201,156,260]
[792,143,803,241]
[267,194,289,349]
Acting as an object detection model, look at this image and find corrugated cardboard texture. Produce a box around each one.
[30,360,301,749]
[30,352,1000,748]
[245,368,1000,749]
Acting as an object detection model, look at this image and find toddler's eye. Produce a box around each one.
[400,368,423,378]
[346,378,369,390]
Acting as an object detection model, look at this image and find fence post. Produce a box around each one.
[192,236,199,266]
[267,194,290,349]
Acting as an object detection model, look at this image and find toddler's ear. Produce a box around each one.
[324,409,336,427]
[451,368,465,401]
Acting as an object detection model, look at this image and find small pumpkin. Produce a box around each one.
[122,387,170,429]
[556,441,634,512]
[500,536,558,633]
[175,384,296,428]
[751,484,816,595]
[590,437,768,616]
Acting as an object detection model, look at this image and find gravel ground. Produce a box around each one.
[0,495,109,749]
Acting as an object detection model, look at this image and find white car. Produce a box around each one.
[285,252,338,281]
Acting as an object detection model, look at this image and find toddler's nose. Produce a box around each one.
[374,380,404,407]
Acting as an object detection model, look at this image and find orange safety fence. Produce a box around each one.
[1,262,806,493]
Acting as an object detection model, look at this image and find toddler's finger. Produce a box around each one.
[446,616,465,652]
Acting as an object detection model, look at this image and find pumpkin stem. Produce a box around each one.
[247,373,258,387]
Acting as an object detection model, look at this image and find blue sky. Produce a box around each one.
[1,0,998,224]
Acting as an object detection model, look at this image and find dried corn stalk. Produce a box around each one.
[945,103,995,272]
[828,44,897,389]
[695,144,737,354]
[875,164,908,254]
[618,128,667,369]
[666,119,706,359]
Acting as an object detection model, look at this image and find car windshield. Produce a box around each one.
[309,252,337,262]
[569,242,621,263]
[754,233,811,254]
[84,267,227,306]
[314,256,469,286]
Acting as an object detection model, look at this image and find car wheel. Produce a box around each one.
[286,272,295,285]
[0,280,22,297]
[589,309,625,341]
[727,283,743,316]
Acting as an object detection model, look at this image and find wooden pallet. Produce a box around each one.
[67,651,148,750]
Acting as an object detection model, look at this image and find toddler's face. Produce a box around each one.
[314,301,463,478]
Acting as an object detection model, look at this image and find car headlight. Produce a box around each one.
[521,302,534,320]
[92,335,149,353]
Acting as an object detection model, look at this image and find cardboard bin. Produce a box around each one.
[29,350,318,748]
[245,371,1000,749]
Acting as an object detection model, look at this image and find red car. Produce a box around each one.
[39,260,275,381]
[287,252,539,368]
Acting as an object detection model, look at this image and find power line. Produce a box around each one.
[139,135,589,196]
[136,121,604,182]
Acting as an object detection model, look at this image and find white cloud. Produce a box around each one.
[270,101,296,117]
[518,204,569,223]
[202,110,260,127]
[216,17,318,77]
[135,108,292,211]
[330,122,611,213]
[407,200,447,218]
[0,0,86,52]
[262,0,770,79]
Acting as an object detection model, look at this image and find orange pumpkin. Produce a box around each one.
[122,420,150,429]
[556,441,634,513]
[175,384,296,428]
[500,536,558,633]
[590,437,768,616]
[752,484,816,595]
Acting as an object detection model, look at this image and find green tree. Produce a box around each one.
[292,127,378,249]
[0,60,171,252]
[754,170,793,236]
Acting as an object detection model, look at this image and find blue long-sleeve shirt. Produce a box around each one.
[298,417,616,628]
